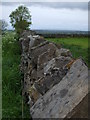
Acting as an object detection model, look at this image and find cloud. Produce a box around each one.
[1,1,88,31]
[35,0,89,1]
[1,2,88,10]
[30,2,88,10]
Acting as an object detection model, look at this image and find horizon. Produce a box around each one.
[7,29,88,32]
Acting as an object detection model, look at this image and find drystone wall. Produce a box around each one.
[20,30,88,119]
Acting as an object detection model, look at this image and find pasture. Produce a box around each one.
[46,37,89,67]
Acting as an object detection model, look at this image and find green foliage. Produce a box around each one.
[46,37,89,67]
[9,5,32,35]
[2,31,31,118]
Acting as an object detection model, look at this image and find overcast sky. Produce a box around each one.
[0,2,88,31]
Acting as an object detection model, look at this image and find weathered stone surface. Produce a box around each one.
[59,48,72,57]
[66,94,88,118]
[29,35,45,49]
[30,42,57,65]
[30,59,88,118]
[35,56,73,95]
[20,30,36,38]
[27,84,42,106]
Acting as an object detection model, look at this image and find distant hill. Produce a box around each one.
[34,30,88,35]
[33,30,88,38]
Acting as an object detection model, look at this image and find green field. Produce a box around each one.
[2,32,30,119]
[46,37,89,67]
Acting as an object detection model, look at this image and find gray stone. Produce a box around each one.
[59,48,72,57]
[30,59,88,118]
[29,35,45,49]
[30,42,58,65]
[34,56,72,96]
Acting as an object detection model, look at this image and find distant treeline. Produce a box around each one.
[5,30,89,38]
[37,33,88,38]
[34,30,88,38]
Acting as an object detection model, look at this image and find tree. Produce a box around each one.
[9,5,32,36]
[0,19,8,31]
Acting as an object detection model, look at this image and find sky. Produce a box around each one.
[0,1,89,31]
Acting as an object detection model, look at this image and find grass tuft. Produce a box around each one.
[2,31,30,119]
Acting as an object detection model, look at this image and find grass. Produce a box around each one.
[46,37,89,67]
[2,31,31,119]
